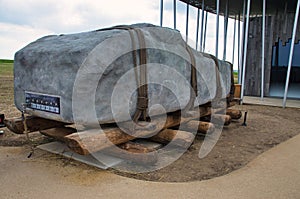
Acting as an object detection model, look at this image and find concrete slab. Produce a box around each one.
[37,141,124,169]
[243,96,300,108]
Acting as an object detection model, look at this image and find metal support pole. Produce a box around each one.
[160,0,163,27]
[223,0,229,61]
[241,0,251,103]
[200,0,205,51]
[283,0,300,108]
[232,15,237,65]
[239,0,246,84]
[186,3,189,42]
[261,0,266,100]
[215,0,220,58]
[173,0,177,29]
[203,11,208,52]
[196,8,200,50]
[237,13,241,79]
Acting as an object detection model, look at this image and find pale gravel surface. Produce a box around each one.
[0,133,300,198]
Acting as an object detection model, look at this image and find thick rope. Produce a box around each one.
[183,45,198,113]
[132,28,148,122]
[21,104,34,158]
[98,25,149,122]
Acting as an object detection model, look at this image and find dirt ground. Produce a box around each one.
[1,103,300,182]
[1,74,300,182]
[111,104,300,182]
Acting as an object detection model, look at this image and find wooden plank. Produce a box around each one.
[4,116,68,134]
[40,127,77,142]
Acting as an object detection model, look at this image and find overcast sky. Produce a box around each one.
[0,0,239,68]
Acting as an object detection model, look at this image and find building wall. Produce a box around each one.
[245,12,300,96]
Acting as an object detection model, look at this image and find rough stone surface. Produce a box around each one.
[14,23,232,124]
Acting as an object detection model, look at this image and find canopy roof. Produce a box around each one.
[179,0,298,18]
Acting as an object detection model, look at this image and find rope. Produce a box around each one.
[98,26,226,121]
[21,104,34,158]
[183,45,198,113]
[98,25,149,122]
[132,28,148,122]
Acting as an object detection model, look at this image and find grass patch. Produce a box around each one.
[0,60,13,77]
[233,71,238,84]
[0,59,14,115]
[0,59,14,64]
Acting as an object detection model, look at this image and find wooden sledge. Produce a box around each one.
[5,103,242,165]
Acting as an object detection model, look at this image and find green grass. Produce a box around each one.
[0,59,15,117]
[233,71,238,84]
[0,59,13,76]
[0,59,14,64]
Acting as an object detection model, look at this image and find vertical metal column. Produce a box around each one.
[186,3,189,42]
[173,0,177,29]
[232,16,237,65]
[239,0,246,84]
[223,0,229,61]
[196,8,200,50]
[200,0,205,51]
[283,0,300,108]
[237,13,241,82]
[261,0,266,100]
[203,11,208,52]
[160,0,163,27]
[215,0,220,58]
[241,0,251,103]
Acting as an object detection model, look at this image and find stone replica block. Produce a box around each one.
[14,23,232,124]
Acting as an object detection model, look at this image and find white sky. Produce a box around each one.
[0,0,239,69]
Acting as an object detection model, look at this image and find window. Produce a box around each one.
[272,38,300,67]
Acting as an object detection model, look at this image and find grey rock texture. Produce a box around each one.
[14,23,232,124]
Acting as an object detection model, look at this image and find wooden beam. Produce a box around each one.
[65,109,203,155]
[39,106,234,155]
[4,116,68,134]
[41,127,158,164]
[65,128,134,155]
[201,114,231,126]
[226,109,242,119]
[40,127,77,142]
[150,129,194,148]
[182,120,215,134]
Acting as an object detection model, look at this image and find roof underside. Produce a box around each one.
[180,0,298,18]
